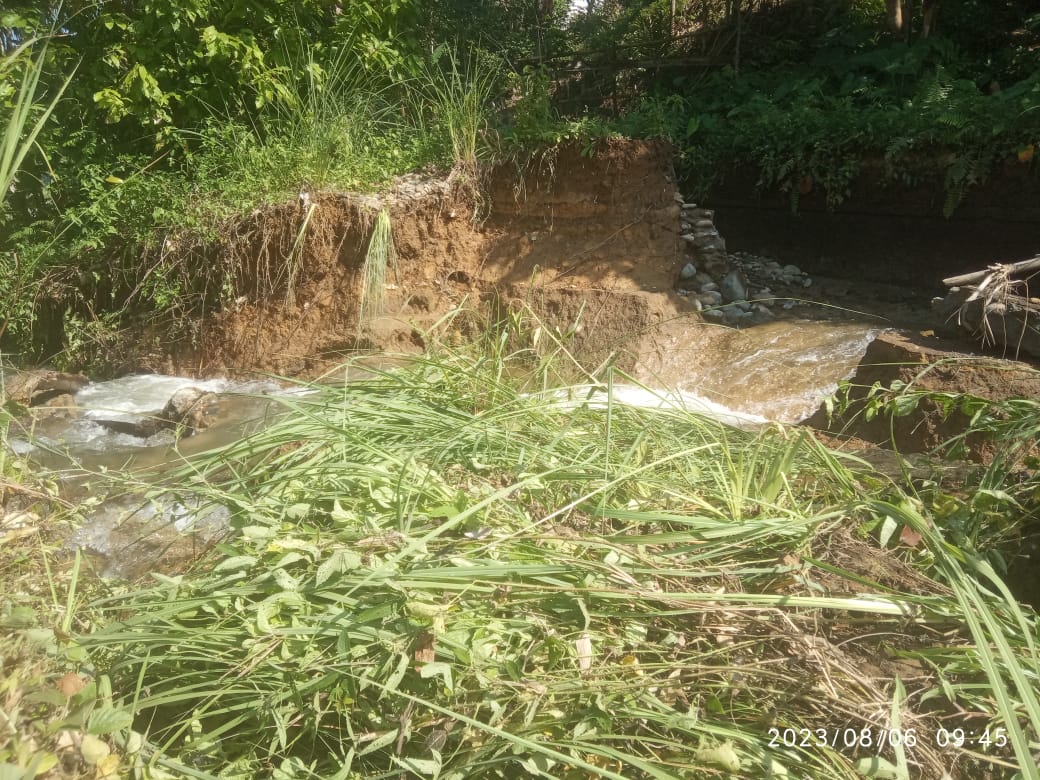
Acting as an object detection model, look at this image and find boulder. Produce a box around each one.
[164,387,219,433]
[96,387,219,439]
[697,291,723,307]
[700,251,731,276]
[932,287,1040,360]
[2,370,89,406]
[719,269,750,303]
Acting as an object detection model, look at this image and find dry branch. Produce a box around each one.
[942,256,1040,287]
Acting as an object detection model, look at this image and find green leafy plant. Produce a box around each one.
[840,371,1040,553]
[70,323,1040,779]
[507,65,557,140]
[601,41,1040,213]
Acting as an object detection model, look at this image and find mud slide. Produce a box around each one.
[155,138,1040,456]
[179,140,698,377]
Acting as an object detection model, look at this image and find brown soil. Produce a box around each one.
[142,137,1040,465]
[804,330,1040,459]
[158,139,696,377]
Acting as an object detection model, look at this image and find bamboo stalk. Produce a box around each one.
[942,257,1040,287]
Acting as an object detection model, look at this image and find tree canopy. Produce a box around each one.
[2,1,1038,356]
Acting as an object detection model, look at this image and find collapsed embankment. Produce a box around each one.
[114,137,1040,456]
[806,330,1040,459]
[165,140,695,377]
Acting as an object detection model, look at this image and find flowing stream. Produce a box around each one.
[9,376,299,577]
[668,320,881,423]
[8,319,881,577]
[13,375,284,467]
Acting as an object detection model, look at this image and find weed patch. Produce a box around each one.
[64,339,1040,779]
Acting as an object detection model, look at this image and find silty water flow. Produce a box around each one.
[16,322,882,575]
[12,374,296,577]
[667,320,881,423]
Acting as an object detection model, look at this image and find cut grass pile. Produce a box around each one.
[0,521,103,779]
[63,342,1039,779]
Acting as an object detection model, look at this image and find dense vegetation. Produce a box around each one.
[2,1,1039,362]
[4,322,1040,779]
[3,2,1040,779]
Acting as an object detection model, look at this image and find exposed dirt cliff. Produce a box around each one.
[170,140,695,377]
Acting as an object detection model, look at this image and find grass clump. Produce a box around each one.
[69,336,1039,779]
[1,36,75,209]
[187,47,426,209]
[1,33,76,351]
[358,208,398,328]
[413,48,501,175]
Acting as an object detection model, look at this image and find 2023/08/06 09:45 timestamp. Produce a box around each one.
[767,727,1009,750]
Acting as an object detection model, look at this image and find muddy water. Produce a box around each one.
[9,376,302,577]
[638,319,881,424]
[11,320,881,576]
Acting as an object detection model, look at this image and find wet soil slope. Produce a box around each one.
[187,140,692,376]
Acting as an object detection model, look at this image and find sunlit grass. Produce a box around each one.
[2,41,504,360]
[1,37,76,206]
[411,48,501,174]
[69,328,1040,779]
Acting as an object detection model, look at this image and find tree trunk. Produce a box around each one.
[886,0,904,35]
[733,0,742,74]
[922,0,940,38]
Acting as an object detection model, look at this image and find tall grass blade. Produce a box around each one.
[872,499,1040,780]
[357,207,397,327]
[1,37,77,205]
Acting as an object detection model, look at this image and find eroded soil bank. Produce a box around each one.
[3,137,1036,468]
[161,140,691,378]
[134,138,1040,455]
[10,140,1035,483]
[806,330,1040,458]
[19,134,1033,605]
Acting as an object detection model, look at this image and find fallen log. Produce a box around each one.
[933,286,1040,360]
[942,256,1040,287]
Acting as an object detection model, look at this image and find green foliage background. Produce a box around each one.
[1,0,1038,363]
